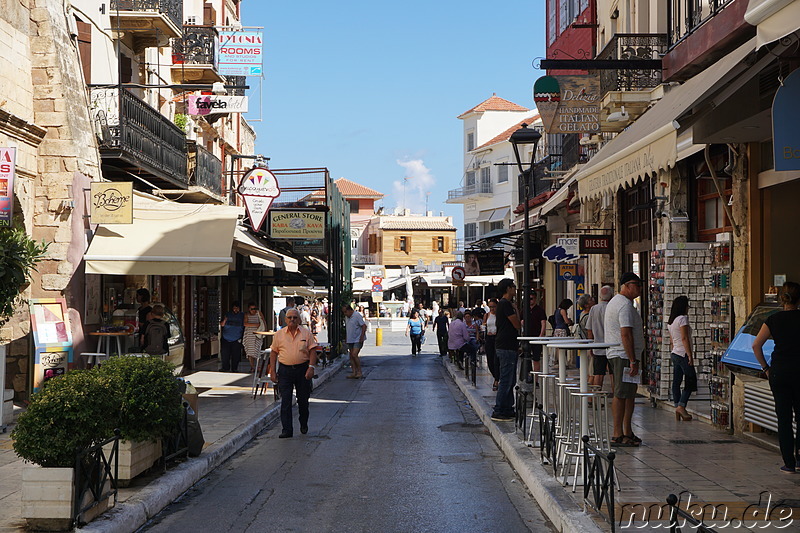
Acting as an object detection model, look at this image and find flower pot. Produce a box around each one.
[104,438,162,486]
[22,465,74,531]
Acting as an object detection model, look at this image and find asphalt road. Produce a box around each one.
[140,332,554,533]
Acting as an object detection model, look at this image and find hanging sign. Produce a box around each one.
[187,95,248,116]
[773,69,800,171]
[579,234,613,254]
[0,147,16,227]
[217,31,263,76]
[543,236,580,263]
[533,75,601,134]
[463,250,505,276]
[557,263,578,280]
[269,210,326,239]
[239,166,280,231]
[90,182,133,224]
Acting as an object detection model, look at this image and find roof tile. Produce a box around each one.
[473,114,542,151]
[458,95,529,118]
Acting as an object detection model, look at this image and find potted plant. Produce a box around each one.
[99,356,183,484]
[12,370,117,531]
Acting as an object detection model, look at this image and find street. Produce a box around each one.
[140,331,553,533]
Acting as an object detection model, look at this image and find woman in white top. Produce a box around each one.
[484,299,499,391]
[668,295,697,421]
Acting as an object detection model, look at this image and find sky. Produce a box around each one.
[241,1,546,232]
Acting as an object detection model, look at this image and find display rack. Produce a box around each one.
[647,249,666,397]
[708,238,732,429]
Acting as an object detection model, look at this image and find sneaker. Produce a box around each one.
[780,465,796,474]
[491,414,515,422]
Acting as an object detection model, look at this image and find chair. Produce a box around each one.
[251,348,272,398]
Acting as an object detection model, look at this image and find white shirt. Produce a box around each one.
[345,311,367,343]
[485,312,497,335]
[668,315,690,356]
[586,301,608,355]
[604,294,644,360]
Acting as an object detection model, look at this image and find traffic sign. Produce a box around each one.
[451,266,466,282]
[372,284,383,292]
[372,292,383,302]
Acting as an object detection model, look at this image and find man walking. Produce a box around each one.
[587,285,614,388]
[277,297,296,329]
[491,278,521,422]
[432,309,450,357]
[604,273,644,447]
[343,305,367,379]
[269,308,320,438]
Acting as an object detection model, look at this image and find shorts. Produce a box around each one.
[592,353,609,376]
[608,357,638,399]
[530,343,542,362]
[347,342,363,351]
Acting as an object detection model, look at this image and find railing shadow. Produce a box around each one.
[74,429,120,528]
[582,434,616,532]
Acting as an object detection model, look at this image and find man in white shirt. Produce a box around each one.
[342,305,367,379]
[604,273,644,447]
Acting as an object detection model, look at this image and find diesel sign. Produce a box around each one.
[579,235,613,254]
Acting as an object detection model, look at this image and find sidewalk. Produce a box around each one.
[444,357,800,532]
[0,346,345,533]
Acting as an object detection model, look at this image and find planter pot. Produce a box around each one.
[22,465,74,531]
[104,438,161,487]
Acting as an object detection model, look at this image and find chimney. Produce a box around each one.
[403,208,410,216]
[426,211,433,217]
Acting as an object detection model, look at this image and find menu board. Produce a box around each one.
[29,298,74,392]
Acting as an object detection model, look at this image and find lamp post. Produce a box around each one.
[509,123,542,357]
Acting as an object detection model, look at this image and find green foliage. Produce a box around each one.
[12,371,117,468]
[174,113,189,132]
[99,356,182,443]
[0,227,49,325]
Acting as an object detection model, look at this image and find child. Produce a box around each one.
[142,304,170,356]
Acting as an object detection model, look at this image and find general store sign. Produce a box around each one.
[187,95,248,116]
[0,147,16,227]
[269,210,326,240]
[217,31,263,76]
[534,75,601,134]
[90,182,133,224]
[239,166,280,231]
[773,68,800,171]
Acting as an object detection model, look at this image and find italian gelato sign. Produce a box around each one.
[238,166,280,231]
[269,210,326,240]
[533,75,601,134]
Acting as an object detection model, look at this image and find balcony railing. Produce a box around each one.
[447,181,493,200]
[172,25,217,66]
[110,0,182,32]
[91,87,187,185]
[597,34,668,94]
[226,75,246,96]
[189,144,222,195]
[452,239,464,253]
[667,0,735,48]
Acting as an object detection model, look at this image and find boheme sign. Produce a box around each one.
[0,147,16,227]
[90,182,133,224]
[269,210,326,240]
[187,95,248,116]
[533,75,601,134]
[217,31,263,76]
[579,234,614,254]
[239,166,280,231]
[773,69,800,171]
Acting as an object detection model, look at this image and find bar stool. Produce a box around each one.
[81,352,108,368]
[560,389,616,492]
[252,348,272,398]
[554,383,580,465]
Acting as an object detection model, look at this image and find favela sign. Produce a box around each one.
[533,75,601,134]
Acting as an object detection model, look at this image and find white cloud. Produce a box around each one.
[392,159,435,214]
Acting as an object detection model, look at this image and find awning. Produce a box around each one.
[488,208,510,222]
[85,193,243,276]
[538,177,576,217]
[232,226,299,273]
[575,38,756,201]
[477,209,494,222]
[745,0,800,49]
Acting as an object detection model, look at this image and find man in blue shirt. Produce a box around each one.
[219,301,245,372]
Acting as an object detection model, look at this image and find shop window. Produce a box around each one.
[622,180,654,253]
[696,176,732,241]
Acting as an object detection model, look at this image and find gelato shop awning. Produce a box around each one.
[575,38,755,201]
[84,193,243,276]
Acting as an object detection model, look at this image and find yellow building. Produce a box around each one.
[367,214,457,268]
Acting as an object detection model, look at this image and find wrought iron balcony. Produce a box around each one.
[110,0,182,39]
[226,76,246,96]
[189,144,222,195]
[172,26,216,66]
[446,181,493,202]
[667,0,735,48]
[91,87,188,187]
[597,34,668,94]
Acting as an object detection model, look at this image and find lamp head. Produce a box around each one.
[509,123,543,175]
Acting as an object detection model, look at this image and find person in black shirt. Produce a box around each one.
[491,278,521,422]
[136,288,152,347]
[432,309,450,357]
[753,281,800,473]
[529,292,548,372]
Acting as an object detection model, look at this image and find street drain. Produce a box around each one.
[711,439,738,444]
[438,422,486,433]
[669,439,707,444]
[438,453,482,464]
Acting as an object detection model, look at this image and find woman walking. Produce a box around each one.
[668,295,697,421]
[243,302,266,372]
[553,299,574,337]
[753,281,800,473]
[405,309,425,356]
[485,299,499,391]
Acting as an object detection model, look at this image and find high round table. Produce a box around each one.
[88,331,129,358]
[527,337,595,378]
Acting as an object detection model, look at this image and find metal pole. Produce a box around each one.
[521,171,533,384]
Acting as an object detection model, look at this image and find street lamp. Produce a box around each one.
[509,123,542,347]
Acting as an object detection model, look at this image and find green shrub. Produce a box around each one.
[0,227,48,327]
[99,356,182,443]
[12,370,117,468]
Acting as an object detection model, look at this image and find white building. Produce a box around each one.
[448,95,541,247]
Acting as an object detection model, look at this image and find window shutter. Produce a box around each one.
[444,237,450,253]
[120,54,133,83]
[432,237,438,252]
[394,236,400,252]
[76,20,92,83]
[369,234,376,254]
[406,235,412,252]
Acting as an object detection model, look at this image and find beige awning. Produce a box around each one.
[489,207,510,222]
[576,38,756,201]
[232,226,299,273]
[745,0,800,49]
[85,193,243,276]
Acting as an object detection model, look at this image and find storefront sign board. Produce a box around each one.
[90,182,133,224]
[239,166,280,231]
[463,250,505,275]
[187,95,248,115]
[543,236,580,263]
[217,31,263,76]
[291,240,325,254]
[579,234,613,254]
[0,147,15,227]
[29,298,74,393]
[557,263,578,280]
[533,75,601,134]
[269,210,326,240]
[773,69,800,171]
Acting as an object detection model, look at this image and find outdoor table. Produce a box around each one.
[88,331,128,359]
[531,338,594,380]
[545,341,619,438]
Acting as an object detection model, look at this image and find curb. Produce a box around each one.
[77,358,345,533]
[443,359,604,533]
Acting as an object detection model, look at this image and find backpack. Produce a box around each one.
[144,320,169,355]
